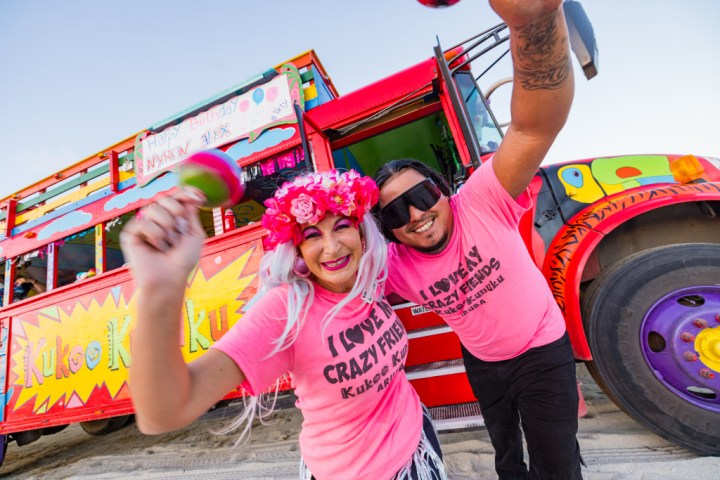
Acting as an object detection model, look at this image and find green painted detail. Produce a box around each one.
[282,64,305,109]
[300,70,314,83]
[185,299,211,353]
[108,315,132,371]
[133,132,147,185]
[591,155,672,187]
[0,164,112,222]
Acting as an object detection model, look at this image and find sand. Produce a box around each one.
[1,365,718,479]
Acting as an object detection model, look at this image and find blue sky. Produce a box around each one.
[1,0,718,199]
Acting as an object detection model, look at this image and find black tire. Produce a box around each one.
[582,243,720,455]
[80,415,131,436]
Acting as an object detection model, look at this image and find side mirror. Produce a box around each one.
[563,0,599,80]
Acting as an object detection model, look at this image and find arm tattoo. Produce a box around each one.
[513,13,571,91]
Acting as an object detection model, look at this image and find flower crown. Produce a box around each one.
[261,170,379,251]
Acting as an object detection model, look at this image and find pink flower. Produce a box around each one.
[290,194,321,225]
[262,198,298,249]
[330,188,355,217]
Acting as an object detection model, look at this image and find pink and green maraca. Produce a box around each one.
[178,149,245,209]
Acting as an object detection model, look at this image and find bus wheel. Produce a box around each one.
[80,415,130,436]
[582,243,720,455]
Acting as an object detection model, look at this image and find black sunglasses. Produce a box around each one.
[379,179,443,230]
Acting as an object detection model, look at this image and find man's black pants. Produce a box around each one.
[461,332,583,479]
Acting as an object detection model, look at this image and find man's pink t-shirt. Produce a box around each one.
[212,283,422,480]
[386,160,566,361]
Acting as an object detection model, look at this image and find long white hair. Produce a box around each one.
[251,213,387,355]
[214,213,387,443]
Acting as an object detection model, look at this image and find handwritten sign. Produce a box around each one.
[134,66,303,186]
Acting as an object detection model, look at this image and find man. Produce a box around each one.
[375,1,582,478]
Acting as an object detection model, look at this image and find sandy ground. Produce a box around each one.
[1,365,718,480]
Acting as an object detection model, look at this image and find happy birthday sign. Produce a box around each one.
[134,66,303,186]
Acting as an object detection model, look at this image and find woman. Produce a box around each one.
[121,169,447,480]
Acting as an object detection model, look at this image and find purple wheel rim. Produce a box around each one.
[641,286,720,412]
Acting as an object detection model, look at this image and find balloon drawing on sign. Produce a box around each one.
[266,86,279,103]
[252,88,264,105]
[238,99,250,113]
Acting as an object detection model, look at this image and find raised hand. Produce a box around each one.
[487,0,573,199]
[120,190,207,290]
[489,0,563,28]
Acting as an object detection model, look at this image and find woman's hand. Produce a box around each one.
[120,190,207,290]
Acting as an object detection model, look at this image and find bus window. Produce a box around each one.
[103,209,212,272]
[199,209,216,238]
[331,112,462,188]
[454,71,504,155]
[8,248,49,302]
[226,200,265,230]
[104,212,134,271]
[57,227,96,287]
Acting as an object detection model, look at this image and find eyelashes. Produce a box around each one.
[334,219,352,230]
[302,228,320,240]
[301,218,353,240]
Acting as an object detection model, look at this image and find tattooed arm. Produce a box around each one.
[489,0,574,199]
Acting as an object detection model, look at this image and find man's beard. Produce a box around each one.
[413,232,449,255]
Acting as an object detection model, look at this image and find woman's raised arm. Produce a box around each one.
[120,191,245,434]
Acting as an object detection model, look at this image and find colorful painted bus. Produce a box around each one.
[0,1,718,465]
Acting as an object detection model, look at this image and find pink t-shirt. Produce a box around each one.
[212,283,422,480]
[386,160,566,361]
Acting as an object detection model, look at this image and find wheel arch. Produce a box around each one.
[542,182,720,360]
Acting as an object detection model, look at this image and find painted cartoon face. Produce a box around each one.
[558,156,678,204]
[558,164,604,203]
[378,169,452,254]
[298,214,363,293]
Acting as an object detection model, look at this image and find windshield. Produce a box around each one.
[455,71,503,155]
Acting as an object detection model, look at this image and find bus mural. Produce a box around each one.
[6,240,262,424]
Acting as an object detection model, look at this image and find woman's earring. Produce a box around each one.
[293,258,310,278]
[361,238,367,254]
